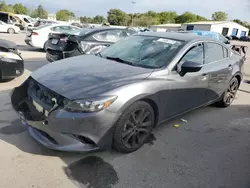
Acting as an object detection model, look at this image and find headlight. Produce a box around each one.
[65,96,117,112]
[0,52,22,63]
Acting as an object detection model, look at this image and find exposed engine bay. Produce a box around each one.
[11,78,66,121]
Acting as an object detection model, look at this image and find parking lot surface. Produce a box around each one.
[0,33,250,188]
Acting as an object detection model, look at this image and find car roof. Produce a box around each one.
[136,32,219,42]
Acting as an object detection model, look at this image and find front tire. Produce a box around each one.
[7,28,15,34]
[216,77,239,107]
[113,101,155,153]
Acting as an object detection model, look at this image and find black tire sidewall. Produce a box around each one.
[113,101,155,153]
[218,77,239,107]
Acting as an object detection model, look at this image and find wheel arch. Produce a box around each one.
[232,72,242,87]
[115,94,160,127]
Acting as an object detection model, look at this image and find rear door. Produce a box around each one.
[203,42,232,101]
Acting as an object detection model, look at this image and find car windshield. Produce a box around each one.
[100,35,184,69]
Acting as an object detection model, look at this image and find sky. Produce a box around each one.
[8,0,250,22]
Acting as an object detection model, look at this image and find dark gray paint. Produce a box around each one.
[12,34,244,152]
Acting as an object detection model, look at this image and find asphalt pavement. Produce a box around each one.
[0,33,250,188]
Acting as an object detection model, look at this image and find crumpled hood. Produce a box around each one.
[31,55,153,99]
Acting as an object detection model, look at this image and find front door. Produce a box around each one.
[164,43,209,118]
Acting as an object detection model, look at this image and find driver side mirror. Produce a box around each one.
[179,61,203,76]
[225,40,230,44]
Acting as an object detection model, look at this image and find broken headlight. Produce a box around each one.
[64,96,117,112]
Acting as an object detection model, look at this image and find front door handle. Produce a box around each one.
[201,73,208,81]
[228,64,233,71]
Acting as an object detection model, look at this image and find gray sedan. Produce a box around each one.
[11,32,245,153]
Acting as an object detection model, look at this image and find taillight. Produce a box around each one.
[60,37,68,42]
[32,32,39,35]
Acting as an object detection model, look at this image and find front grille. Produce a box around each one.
[27,78,65,108]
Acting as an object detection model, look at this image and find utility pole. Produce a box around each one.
[131,1,136,27]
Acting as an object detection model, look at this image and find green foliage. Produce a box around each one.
[175,11,207,23]
[212,11,228,21]
[56,9,75,21]
[0,1,14,13]
[107,9,130,26]
[92,15,106,24]
[30,5,48,19]
[13,3,28,14]
[80,16,93,23]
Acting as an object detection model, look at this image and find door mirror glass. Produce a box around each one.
[181,61,203,74]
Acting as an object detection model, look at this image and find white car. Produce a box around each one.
[25,24,80,50]
[0,21,20,34]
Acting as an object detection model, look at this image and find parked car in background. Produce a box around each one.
[70,22,82,28]
[231,35,239,40]
[0,39,23,80]
[33,20,59,28]
[179,30,230,44]
[15,14,35,28]
[25,24,81,50]
[12,32,245,153]
[239,36,250,42]
[0,11,25,30]
[0,20,20,34]
[46,27,136,62]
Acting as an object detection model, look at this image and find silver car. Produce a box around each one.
[11,32,245,153]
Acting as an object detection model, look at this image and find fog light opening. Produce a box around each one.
[73,135,96,146]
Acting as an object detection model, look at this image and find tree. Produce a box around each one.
[175,12,208,23]
[0,1,14,13]
[37,5,48,19]
[107,9,130,25]
[212,11,228,21]
[80,16,93,23]
[133,15,158,27]
[56,9,75,21]
[92,15,106,24]
[13,3,28,14]
[158,11,178,24]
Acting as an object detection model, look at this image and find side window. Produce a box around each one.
[204,43,224,63]
[223,47,229,58]
[93,30,123,42]
[181,44,204,65]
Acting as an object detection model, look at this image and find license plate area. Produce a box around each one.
[52,39,58,44]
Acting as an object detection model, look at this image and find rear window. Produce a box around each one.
[35,25,50,30]
[75,28,92,36]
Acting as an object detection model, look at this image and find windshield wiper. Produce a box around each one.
[95,52,103,57]
[105,56,135,66]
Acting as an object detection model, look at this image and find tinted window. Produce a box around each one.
[181,44,204,65]
[218,34,228,43]
[101,35,183,68]
[204,43,224,63]
[93,30,124,42]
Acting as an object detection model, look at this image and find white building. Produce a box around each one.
[182,21,249,37]
[150,24,182,32]
[48,13,57,21]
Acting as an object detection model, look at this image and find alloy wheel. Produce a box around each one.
[224,78,238,105]
[121,108,153,149]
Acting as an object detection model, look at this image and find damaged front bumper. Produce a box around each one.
[11,77,117,152]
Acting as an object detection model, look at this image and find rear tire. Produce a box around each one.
[113,101,155,153]
[216,77,239,108]
[7,28,15,34]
